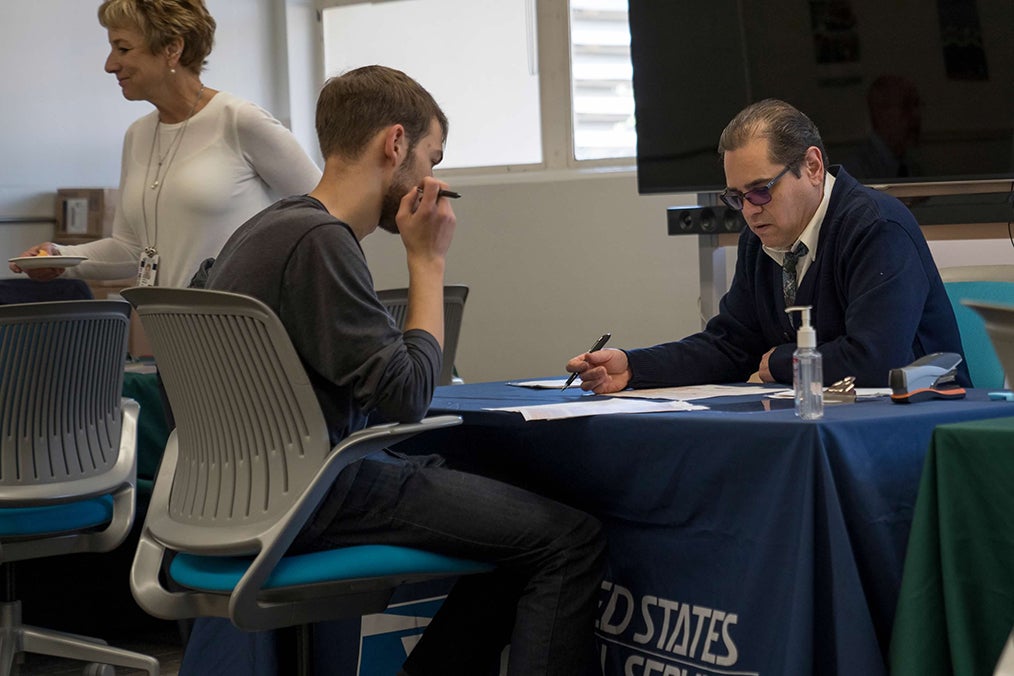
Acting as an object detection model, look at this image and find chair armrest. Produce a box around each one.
[228,415,462,625]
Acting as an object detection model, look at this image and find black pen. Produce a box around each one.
[416,187,461,199]
[562,333,611,391]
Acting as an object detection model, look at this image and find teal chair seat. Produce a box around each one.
[0,495,114,537]
[171,544,494,593]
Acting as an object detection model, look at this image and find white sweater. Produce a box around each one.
[60,91,321,288]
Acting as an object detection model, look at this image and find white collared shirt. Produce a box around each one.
[763,170,836,284]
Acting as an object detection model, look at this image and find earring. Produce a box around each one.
[170,67,176,74]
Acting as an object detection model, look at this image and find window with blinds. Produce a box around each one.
[318,0,635,170]
[569,0,636,161]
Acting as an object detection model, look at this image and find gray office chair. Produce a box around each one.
[120,288,491,661]
[376,285,468,385]
[0,300,158,675]
[940,265,1014,388]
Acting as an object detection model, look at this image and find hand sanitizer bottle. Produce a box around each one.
[785,305,823,420]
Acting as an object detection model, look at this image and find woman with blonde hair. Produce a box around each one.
[11,0,320,287]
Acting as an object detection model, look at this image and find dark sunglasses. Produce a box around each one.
[720,163,796,211]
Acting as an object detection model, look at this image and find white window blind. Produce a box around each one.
[569,0,635,161]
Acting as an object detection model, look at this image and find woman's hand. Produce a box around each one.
[9,242,64,281]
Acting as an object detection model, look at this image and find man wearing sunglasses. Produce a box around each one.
[567,98,967,391]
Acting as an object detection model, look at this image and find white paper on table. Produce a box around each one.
[766,388,891,401]
[487,398,708,421]
[607,384,782,401]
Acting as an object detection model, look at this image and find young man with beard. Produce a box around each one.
[205,65,606,676]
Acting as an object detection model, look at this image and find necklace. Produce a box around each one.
[145,84,205,190]
[139,84,205,280]
[149,132,173,190]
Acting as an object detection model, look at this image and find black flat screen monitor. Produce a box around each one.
[629,0,1014,206]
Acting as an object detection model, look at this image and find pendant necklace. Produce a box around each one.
[139,84,204,285]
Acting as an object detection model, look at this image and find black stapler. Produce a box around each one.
[889,352,966,404]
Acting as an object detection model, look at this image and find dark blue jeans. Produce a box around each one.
[297,451,607,676]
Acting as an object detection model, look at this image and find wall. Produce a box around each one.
[2,1,1011,384]
[361,173,702,382]
[0,0,284,264]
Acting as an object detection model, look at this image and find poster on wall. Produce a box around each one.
[937,0,989,80]
[809,0,860,64]
[808,0,863,89]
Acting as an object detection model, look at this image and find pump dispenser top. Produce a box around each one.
[785,305,823,420]
[787,305,816,349]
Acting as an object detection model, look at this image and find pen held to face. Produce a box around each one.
[416,187,461,199]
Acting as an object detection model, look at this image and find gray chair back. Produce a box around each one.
[0,300,136,559]
[120,287,330,552]
[376,284,468,385]
[0,298,154,676]
[122,287,464,630]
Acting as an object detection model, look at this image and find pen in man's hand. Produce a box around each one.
[562,333,611,391]
[416,187,461,199]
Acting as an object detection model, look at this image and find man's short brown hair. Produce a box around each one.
[316,65,448,161]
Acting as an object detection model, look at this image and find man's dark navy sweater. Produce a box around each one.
[627,166,969,388]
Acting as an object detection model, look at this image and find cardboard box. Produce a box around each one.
[55,188,118,239]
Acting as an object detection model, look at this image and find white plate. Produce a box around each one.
[9,255,88,270]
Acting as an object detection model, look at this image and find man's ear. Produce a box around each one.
[804,145,824,184]
[383,124,407,166]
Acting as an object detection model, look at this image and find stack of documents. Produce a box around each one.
[496,382,781,421]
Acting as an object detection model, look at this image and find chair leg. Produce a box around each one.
[0,600,24,675]
[0,628,20,676]
[294,624,314,676]
[0,597,159,675]
[277,624,315,676]
[20,625,160,675]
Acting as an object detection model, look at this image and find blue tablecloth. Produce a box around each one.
[395,382,1014,676]
[181,382,1014,675]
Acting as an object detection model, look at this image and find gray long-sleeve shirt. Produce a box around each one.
[206,195,442,443]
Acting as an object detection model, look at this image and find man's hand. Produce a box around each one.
[9,242,64,281]
[397,178,456,266]
[565,348,631,394]
[757,347,777,383]
[397,178,457,345]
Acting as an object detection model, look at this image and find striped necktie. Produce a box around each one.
[782,242,808,307]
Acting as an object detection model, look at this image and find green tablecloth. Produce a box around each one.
[122,370,170,490]
[891,415,1014,675]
